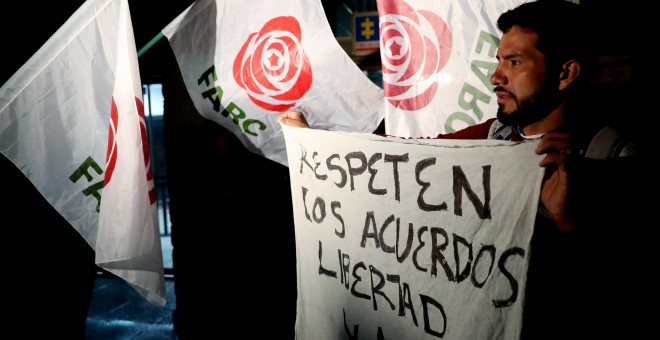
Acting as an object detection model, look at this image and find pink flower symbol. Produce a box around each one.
[379,0,452,111]
[233,16,312,112]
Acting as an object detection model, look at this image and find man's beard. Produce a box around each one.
[496,80,563,128]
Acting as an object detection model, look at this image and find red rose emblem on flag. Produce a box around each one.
[105,98,119,186]
[233,16,312,112]
[379,0,452,111]
[105,97,156,205]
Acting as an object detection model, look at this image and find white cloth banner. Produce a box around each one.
[162,0,385,167]
[377,0,529,137]
[0,0,166,306]
[282,124,544,339]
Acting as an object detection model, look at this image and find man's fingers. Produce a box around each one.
[535,131,572,155]
[278,110,309,128]
[539,152,568,167]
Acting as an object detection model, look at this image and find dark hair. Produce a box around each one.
[497,0,591,87]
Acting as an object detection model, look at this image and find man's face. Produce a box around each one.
[490,26,561,127]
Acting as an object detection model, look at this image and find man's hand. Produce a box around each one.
[278,110,310,128]
[535,131,576,233]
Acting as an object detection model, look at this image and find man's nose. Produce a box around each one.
[490,67,503,85]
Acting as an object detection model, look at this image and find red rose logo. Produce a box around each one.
[379,0,452,111]
[135,98,156,205]
[104,98,119,185]
[105,97,156,205]
[233,16,312,112]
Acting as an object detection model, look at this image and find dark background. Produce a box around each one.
[0,0,641,338]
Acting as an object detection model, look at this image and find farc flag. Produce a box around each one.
[0,0,166,306]
[162,0,385,166]
[377,0,529,137]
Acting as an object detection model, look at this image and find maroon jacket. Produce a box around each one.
[384,118,525,142]
[432,118,526,141]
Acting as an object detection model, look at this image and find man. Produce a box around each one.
[280,0,646,338]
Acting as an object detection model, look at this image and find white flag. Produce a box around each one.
[0,0,166,306]
[377,0,529,137]
[162,0,385,166]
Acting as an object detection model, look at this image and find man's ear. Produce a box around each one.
[558,60,580,90]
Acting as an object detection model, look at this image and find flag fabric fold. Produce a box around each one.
[377,0,529,137]
[0,0,166,306]
[162,0,385,166]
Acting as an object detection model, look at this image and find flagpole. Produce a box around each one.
[137,31,164,58]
